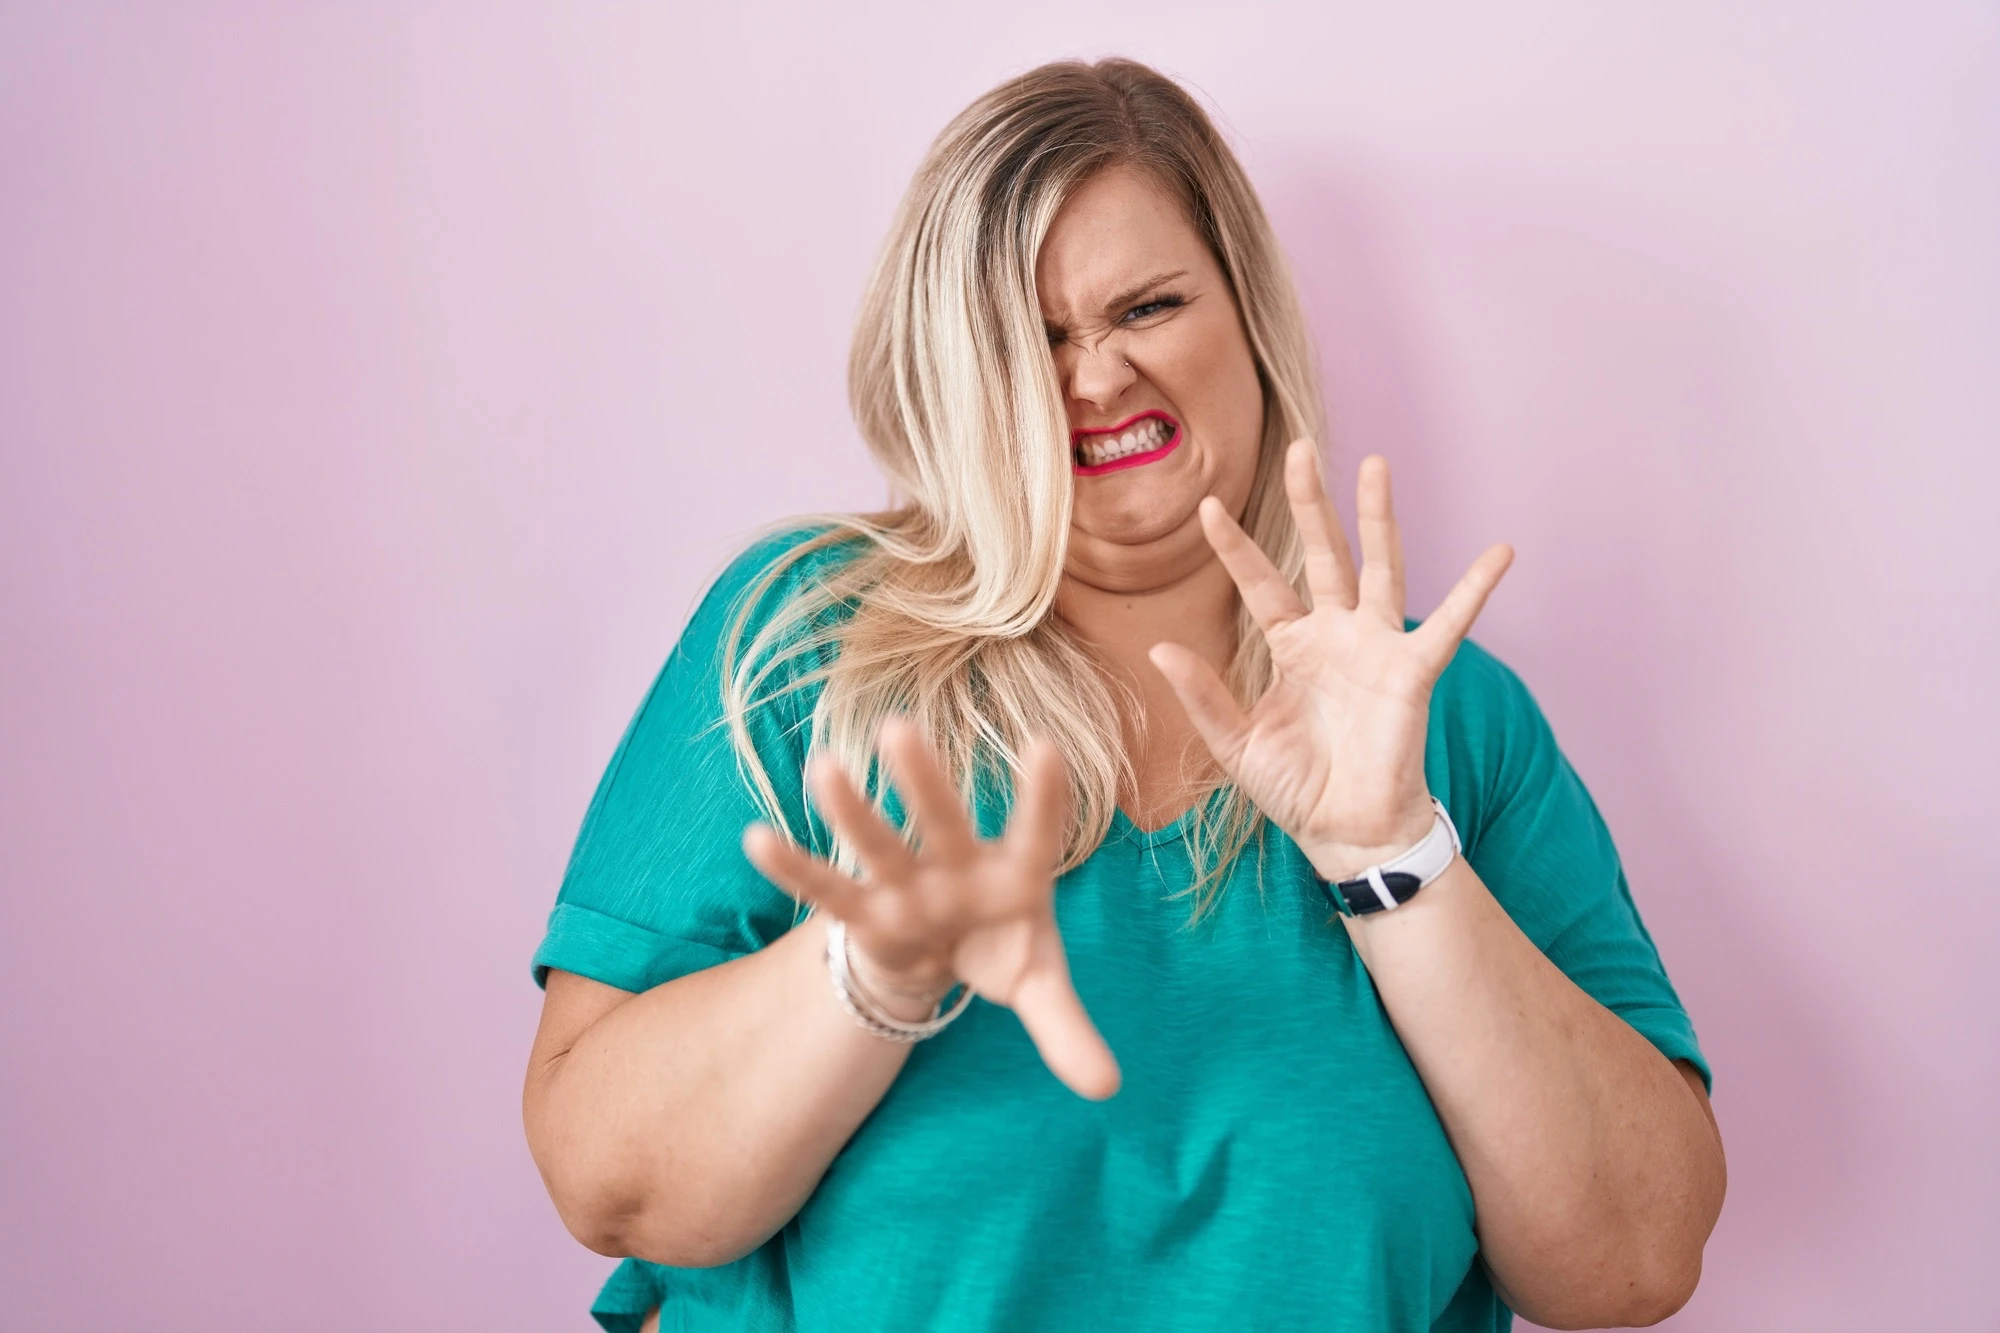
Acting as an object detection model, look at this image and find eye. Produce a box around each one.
[1122,293,1185,324]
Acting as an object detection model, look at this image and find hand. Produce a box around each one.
[1149,441,1513,880]
[742,718,1121,1100]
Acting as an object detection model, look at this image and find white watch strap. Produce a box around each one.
[1375,795,1461,889]
[1327,796,1462,916]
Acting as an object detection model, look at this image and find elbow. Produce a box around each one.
[566,1213,642,1262]
[1517,1130,1726,1324]
[582,1205,771,1270]
[546,1181,770,1270]
[627,1224,769,1271]
[528,1126,776,1268]
[1616,1140,1725,1322]
[1497,1191,1718,1329]
[525,1110,740,1265]
[1514,1236,1707,1330]
[542,1177,652,1260]
[1611,1250,1704,1328]
[528,1148,667,1263]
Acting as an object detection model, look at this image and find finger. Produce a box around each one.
[1197,496,1308,632]
[741,823,873,920]
[1010,950,1122,1101]
[1284,439,1358,609]
[1147,642,1254,774]
[1354,455,1406,623]
[1411,542,1514,669]
[806,754,916,882]
[877,718,979,862]
[1002,739,1070,874]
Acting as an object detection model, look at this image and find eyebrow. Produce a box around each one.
[1100,269,1190,314]
[1046,269,1192,327]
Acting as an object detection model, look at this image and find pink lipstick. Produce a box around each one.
[1071,410,1183,476]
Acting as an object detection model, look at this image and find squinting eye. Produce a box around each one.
[1122,294,1184,323]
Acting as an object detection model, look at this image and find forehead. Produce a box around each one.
[1035,164,1211,318]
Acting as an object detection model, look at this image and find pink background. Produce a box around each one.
[3,4,1995,1329]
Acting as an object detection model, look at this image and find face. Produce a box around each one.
[1036,164,1266,595]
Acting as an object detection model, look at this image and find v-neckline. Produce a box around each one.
[1110,799,1206,847]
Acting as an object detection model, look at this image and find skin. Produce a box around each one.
[525,163,1725,1329]
[1043,164,1265,829]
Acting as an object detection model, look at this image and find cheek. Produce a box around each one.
[1159,316,1262,454]
[1161,313,1255,407]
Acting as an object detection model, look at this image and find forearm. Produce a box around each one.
[1339,858,1724,1327]
[526,912,925,1267]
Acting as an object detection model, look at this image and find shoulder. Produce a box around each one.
[1429,634,1548,749]
[1422,633,1570,836]
[706,522,866,618]
[677,522,869,660]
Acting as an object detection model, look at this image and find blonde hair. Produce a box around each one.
[721,57,1325,919]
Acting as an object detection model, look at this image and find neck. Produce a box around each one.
[1055,553,1239,828]
[1055,553,1238,671]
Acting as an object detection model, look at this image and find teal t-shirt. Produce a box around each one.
[532,528,1710,1333]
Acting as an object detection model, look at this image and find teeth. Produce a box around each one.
[1075,417,1172,467]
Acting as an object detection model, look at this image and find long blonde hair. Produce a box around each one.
[721,57,1325,919]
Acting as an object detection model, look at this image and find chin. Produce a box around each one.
[1071,486,1204,547]
[1067,494,1212,584]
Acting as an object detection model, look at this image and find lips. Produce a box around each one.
[1071,410,1183,476]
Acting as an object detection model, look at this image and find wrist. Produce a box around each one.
[842,937,957,1022]
[1300,802,1441,884]
[821,917,974,1042]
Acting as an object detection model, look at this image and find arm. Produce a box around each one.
[1151,442,1724,1327]
[524,913,928,1268]
[524,727,1117,1268]
[1334,856,1723,1326]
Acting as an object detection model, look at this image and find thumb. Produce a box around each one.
[1147,642,1253,774]
[1008,942,1121,1101]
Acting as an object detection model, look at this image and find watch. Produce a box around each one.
[1316,796,1462,917]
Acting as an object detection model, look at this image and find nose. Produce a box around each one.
[1057,334,1137,414]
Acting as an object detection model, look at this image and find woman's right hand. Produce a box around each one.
[741,718,1121,1100]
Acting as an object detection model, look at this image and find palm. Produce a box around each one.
[949,911,1065,1014]
[1151,443,1513,871]
[742,721,1120,1100]
[843,827,1065,1013]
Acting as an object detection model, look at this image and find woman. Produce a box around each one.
[523,58,1724,1333]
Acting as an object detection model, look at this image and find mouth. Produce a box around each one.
[1071,411,1183,476]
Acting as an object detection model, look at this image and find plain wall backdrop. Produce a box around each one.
[3,3,1995,1329]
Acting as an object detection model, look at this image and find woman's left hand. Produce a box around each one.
[1149,440,1514,881]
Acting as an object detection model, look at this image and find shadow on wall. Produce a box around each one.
[1259,159,1857,1313]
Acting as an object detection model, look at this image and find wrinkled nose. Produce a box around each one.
[1061,336,1136,411]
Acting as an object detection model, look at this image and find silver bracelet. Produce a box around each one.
[823,917,973,1042]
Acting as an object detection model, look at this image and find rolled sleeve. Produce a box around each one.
[532,903,738,993]
[531,528,844,996]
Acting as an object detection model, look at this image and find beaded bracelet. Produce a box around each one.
[824,917,973,1042]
